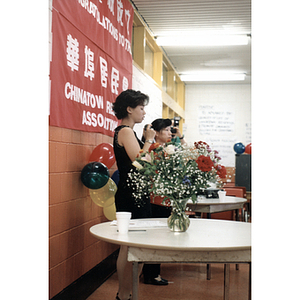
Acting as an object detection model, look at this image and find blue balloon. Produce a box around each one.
[111,170,120,185]
[233,142,245,154]
[81,162,109,189]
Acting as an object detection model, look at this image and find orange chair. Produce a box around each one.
[225,185,247,198]
[223,187,244,221]
[223,187,244,198]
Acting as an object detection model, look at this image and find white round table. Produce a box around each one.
[90,218,251,300]
[187,195,247,219]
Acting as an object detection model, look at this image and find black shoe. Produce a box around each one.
[116,293,131,300]
[144,275,168,285]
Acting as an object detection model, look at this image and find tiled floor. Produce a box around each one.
[87,263,250,300]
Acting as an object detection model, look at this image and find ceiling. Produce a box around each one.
[131,0,251,84]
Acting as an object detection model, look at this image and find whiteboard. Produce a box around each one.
[184,84,251,167]
[132,65,162,139]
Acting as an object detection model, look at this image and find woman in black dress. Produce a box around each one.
[112,89,156,300]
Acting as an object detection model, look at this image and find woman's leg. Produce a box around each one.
[117,245,144,300]
[116,245,132,300]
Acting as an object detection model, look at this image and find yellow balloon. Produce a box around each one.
[103,203,116,220]
[90,178,117,207]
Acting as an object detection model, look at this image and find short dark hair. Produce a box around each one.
[112,89,149,119]
[151,118,172,132]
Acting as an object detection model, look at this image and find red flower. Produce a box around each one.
[216,165,227,178]
[196,155,214,172]
[149,142,161,152]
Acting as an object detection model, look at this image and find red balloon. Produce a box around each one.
[245,143,252,154]
[89,143,116,169]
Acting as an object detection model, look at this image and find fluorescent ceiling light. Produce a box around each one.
[156,35,249,46]
[180,72,246,82]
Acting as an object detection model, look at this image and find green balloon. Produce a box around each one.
[81,162,109,189]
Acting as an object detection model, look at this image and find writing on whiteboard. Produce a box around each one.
[197,105,236,167]
[198,105,235,135]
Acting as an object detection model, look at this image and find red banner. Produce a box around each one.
[50,0,133,136]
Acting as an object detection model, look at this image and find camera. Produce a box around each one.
[144,124,151,131]
[171,117,180,134]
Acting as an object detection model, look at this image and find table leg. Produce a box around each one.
[244,210,248,222]
[224,264,230,300]
[248,262,251,300]
[235,209,238,221]
[235,209,240,270]
[206,263,211,280]
[206,213,211,280]
[244,203,250,222]
[132,262,139,300]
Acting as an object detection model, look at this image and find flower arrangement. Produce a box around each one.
[129,140,226,207]
[128,140,226,231]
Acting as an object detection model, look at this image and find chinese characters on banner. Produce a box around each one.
[50,0,134,136]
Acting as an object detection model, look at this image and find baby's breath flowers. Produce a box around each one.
[128,140,226,208]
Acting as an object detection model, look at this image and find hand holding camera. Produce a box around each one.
[143,124,156,142]
[171,117,180,135]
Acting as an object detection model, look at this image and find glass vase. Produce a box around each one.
[167,198,190,232]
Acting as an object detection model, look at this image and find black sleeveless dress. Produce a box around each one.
[113,125,151,219]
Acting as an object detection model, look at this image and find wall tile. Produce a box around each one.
[60,173,74,202]
[49,241,117,298]
[55,142,67,173]
[49,126,115,297]
[49,197,101,237]
[95,133,104,145]
[49,201,72,237]
[71,129,81,144]
[49,173,61,205]
[81,131,96,145]
[102,134,112,143]
[66,143,78,172]
[71,172,87,200]
[76,144,90,171]
[49,218,101,268]
[49,126,62,142]
[61,127,73,143]
[49,260,67,298]
[49,141,56,173]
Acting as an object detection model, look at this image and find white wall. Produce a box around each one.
[132,64,162,140]
[183,84,251,167]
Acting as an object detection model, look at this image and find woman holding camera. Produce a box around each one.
[142,118,186,146]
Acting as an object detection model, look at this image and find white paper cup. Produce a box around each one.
[218,190,226,201]
[116,212,132,234]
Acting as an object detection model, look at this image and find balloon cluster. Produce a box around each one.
[233,142,252,154]
[81,143,119,220]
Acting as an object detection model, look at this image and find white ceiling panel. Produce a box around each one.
[131,0,251,84]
